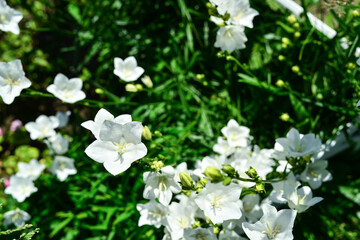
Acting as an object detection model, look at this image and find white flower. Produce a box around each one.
[219,230,247,240]
[81,108,132,139]
[55,110,71,128]
[242,203,297,240]
[214,25,248,53]
[16,159,45,181]
[165,202,195,240]
[143,166,181,206]
[50,156,77,181]
[213,137,235,156]
[193,155,225,179]
[46,73,86,103]
[85,120,147,175]
[137,200,168,228]
[276,128,321,158]
[269,172,300,204]
[0,59,31,104]
[240,194,263,222]
[284,185,323,213]
[221,119,250,147]
[4,176,38,202]
[44,134,70,155]
[3,209,30,227]
[210,16,225,26]
[113,56,144,82]
[357,58,360,67]
[24,115,59,140]
[183,228,217,240]
[0,0,23,34]
[195,182,242,224]
[228,0,259,28]
[300,160,332,189]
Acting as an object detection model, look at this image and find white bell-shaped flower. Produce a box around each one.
[25,114,59,140]
[47,73,86,103]
[50,156,77,182]
[214,25,248,53]
[0,59,31,104]
[16,159,45,181]
[113,56,144,82]
[4,176,38,202]
[3,209,30,227]
[0,0,23,34]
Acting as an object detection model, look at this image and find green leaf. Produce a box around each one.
[339,185,360,206]
[289,93,309,120]
[67,3,82,25]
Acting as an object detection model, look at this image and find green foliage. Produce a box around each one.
[0,0,359,239]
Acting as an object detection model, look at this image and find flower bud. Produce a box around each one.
[0,127,3,136]
[294,32,301,38]
[142,126,152,141]
[276,79,285,87]
[95,88,104,95]
[196,74,205,80]
[286,14,297,24]
[197,178,208,188]
[245,166,258,178]
[204,166,224,183]
[180,171,194,189]
[217,51,225,58]
[353,10,360,17]
[154,130,162,137]
[135,84,143,91]
[125,83,138,92]
[213,225,221,235]
[10,120,22,132]
[293,22,300,29]
[302,155,311,163]
[255,181,265,193]
[151,161,164,172]
[223,176,232,186]
[192,219,202,228]
[291,65,300,73]
[280,113,290,122]
[347,62,356,70]
[222,164,236,176]
[278,55,285,61]
[282,37,291,45]
[141,75,153,88]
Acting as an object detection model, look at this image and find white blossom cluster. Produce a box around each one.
[24,111,77,182]
[83,108,147,175]
[209,0,259,53]
[136,120,332,239]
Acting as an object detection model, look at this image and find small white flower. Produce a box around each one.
[0,59,31,104]
[4,176,38,202]
[47,73,86,103]
[269,172,300,204]
[300,160,332,189]
[85,120,147,175]
[0,0,23,34]
[50,156,77,181]
[195,182,242,224]
[240,194,263,222]
[143,166,181,206]
[214,25,248,53]
[113,56,144,82]
[213,137,235,156]
[55,110,71,128]
[228,0,259,28]
[3,209,30,227]
[242,203,297,240]
[276,128,321,158]
[219,229,247,240]
[16,159,45,181]
[81,108,132,139]
[183,228,217,240]
[210,16,225,26]
[137,200,168,228]
[44,134,70,155]
[355,47,360,58]
[24,115,59,140]
[284,185,323,213]
[221,119,250,147]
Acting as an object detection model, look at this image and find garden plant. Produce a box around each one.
[0,0,360,239]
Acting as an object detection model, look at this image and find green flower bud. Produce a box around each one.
[142,126,152,141]
[154,130,162,137]
[223,176,232,186]
[280,113,290,122]
[255,181,265,193]
[282,37,291,45]
[180,171,194,189]
[197,178,208,188]
[192,219,202,228]
[95,88,104,95]
[276,79,285,87]
[204,166,224,183]
[135,84,143,91]
[222,164,236,176]
[196,74,205,80]
[291,65,300,73]
[125,83,138,92]
[293,22,300,29]
[278,55,285,61]
[294,32,301,38]
[353,10,360,17]
[286,14,297,24]
[213,225,221,235]
[245,166,258,178]
[151,161,164,172]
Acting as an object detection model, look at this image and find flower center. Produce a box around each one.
[234,10,245,21]
[158,178,168,192]
[210,194,223,210]
[226,29,233,39]
[0,13,7,23]
[4,76,19,85]
[308,168,319,177]
[263,222,281,239]
[11,212,22,222]
[113,141,132,155]
[176,217,189,229]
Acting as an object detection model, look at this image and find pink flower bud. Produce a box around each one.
[10,119,23,132]
[4,179,10,187]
